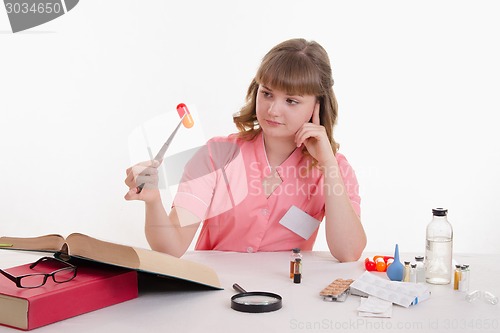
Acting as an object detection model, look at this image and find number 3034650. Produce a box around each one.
[5,2,62,14]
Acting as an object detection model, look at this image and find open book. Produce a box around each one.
[0,233,221,290]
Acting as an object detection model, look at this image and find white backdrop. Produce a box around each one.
[1,0,499,255]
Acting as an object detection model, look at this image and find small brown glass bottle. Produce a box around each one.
[453,265,461,290]
[289,248,302,279]
[293,258,302,284]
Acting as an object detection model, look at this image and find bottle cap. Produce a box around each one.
[411,264,417,268]
[415,256,424,261]
[292,248,301,253]
[432,208,448,216]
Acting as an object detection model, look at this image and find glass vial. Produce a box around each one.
[290,248,302,279]
[453,265,462,290]
[403,261,411,282]
[410,264,417,283]
[415,256,425,283]
[425,208,453,284]
[293,258,302,284]
[459,265,469,292]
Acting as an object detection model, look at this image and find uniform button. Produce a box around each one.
[246,247,254,253]
[261,208,269,216]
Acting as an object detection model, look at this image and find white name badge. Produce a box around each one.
[279,205,321,240]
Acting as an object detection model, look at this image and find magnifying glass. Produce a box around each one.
[230,283,283,313]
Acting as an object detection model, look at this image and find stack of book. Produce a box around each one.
[0,233,221,330]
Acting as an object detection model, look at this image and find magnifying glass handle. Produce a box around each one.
[233,283,247,293]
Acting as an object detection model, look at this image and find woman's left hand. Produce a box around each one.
[294,103,335,166]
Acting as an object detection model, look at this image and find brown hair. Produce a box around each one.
[233,38,339,154]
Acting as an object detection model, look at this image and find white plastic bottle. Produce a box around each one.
[425,208,453,284]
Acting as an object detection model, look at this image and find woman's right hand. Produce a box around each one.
[124,160,161,202]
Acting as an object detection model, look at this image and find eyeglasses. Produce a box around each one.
[0,256,77,288]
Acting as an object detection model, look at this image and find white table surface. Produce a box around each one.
[1,250,499,332]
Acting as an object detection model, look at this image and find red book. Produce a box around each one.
[0,259,138,331]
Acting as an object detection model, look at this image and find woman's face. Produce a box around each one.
[256,84,318,142]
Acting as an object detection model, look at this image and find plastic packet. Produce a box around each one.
[320,278,354,302]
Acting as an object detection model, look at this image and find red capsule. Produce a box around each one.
[364,258,376,271]
[176,103,194,128]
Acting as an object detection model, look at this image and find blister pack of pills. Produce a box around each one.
[319,278,354,302]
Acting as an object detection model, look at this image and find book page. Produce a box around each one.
[68,234,221,289]
[0,295,28,330]
[134,248,221,289]
[0,234,65,252]
[66,233,140,268]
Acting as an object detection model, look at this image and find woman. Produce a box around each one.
[125,38,366,261]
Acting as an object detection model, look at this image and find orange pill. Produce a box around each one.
[375,257,387,272]
[176,103,194,128]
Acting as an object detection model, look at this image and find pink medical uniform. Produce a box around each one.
[173,131,360,253]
